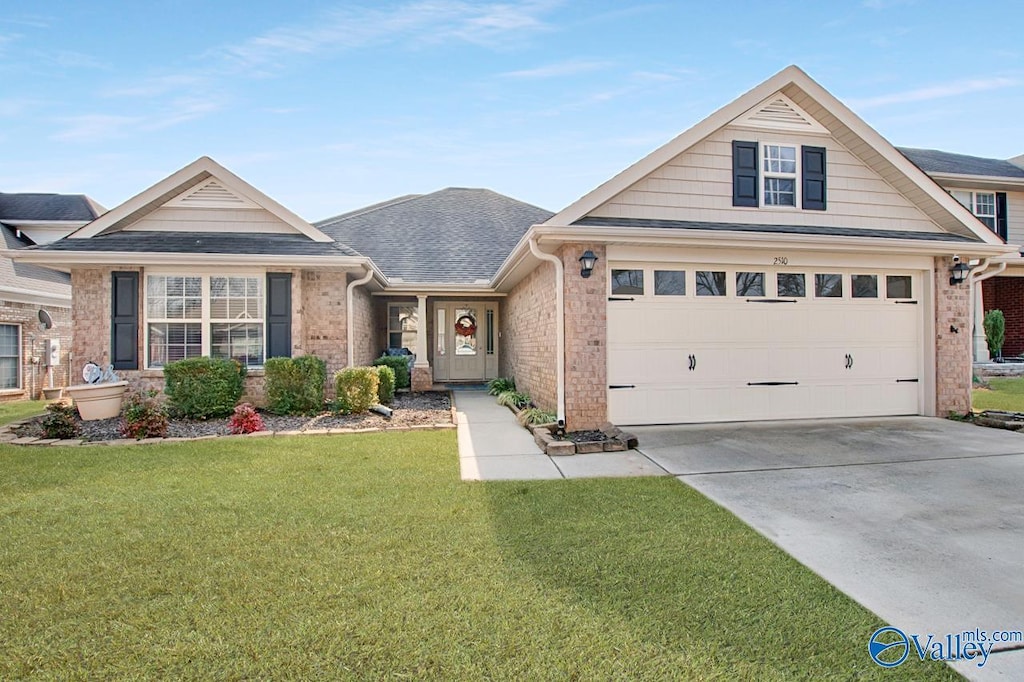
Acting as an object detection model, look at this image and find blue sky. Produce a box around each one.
[1,1,1022,220]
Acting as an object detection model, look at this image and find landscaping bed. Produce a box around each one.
[10,392,452,443]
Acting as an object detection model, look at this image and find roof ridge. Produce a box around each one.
[315,194,423,227]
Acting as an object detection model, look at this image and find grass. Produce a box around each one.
[0,399,46,426]
[973,377,1024,412]
[0,432,959,680]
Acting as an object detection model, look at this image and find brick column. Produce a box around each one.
[934,257,972,415]
[560,243,607,431]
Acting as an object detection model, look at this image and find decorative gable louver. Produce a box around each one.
[166,178,258,209]
[734,94,828,134]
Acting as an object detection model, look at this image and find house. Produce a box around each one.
[0,193,104,400]
[896,148,1024,360]
[8,65,1017,428]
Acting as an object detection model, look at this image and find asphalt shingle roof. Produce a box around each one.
[31,231,362,257]
[315,188,553,283]
[573,216,981,242]
[0,193,104,222]
[898,148,1024,179]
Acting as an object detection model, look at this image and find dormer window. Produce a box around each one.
[763,145,797,206]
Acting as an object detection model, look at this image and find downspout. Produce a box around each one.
[967,258,1007,362]
[528,238,565,427]
[346,267,375,367]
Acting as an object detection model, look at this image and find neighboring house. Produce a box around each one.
[0,193,104,400]
[8,65,1017,428]
[897,148,1024,359]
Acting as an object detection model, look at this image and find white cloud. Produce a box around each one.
[849,77,1020,109]
[501,59,610,79]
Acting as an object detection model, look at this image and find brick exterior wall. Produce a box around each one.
[935,257,973,415]
[560,243,607,431]
[500,259,558,413]
[69,266,374,404]
[982,276,1024,357]
[0,300,72,401]
[351,281,379,367]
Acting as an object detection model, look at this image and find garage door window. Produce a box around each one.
[815,274,843,298]
[736,272,765,296]
[777,273,806,297]
[852,274,878,298]
[696,271,727,296]
[654,270,686,296]
[611,269,644,295]
[886,276,913,299]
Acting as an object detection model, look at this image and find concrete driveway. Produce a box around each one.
[634,417,1024,681]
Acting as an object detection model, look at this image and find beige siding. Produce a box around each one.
[1005,191,1024,246]
[589,124,944,233]
[124,206,296,234]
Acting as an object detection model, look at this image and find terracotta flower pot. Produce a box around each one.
[66,381,129,421]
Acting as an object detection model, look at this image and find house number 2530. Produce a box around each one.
[773,256,789,265]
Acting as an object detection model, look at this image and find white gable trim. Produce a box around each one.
[69,156,334,243]
[546,65,1004,246]
[732,93,828,134]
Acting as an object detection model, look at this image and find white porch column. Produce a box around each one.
[414,295,429,367]
[974,283,990,362]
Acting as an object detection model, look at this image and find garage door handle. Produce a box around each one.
[608,296,635,301]
[845,353,853,369]
[894,300,918,305]
[746,298,798,303]
[688,354,696,371]
[896,378,919,383]
[747,381,799,386]
[608,384,636,389]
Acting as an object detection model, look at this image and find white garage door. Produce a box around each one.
[607,264,924,425]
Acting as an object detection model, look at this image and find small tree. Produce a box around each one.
[984,309,1006,360]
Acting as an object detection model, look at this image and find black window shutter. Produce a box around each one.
[266,273,292,359]
[732,140,759,207]
[996,192,1008,241]
[110,271,139,370]
[801,145,827,211]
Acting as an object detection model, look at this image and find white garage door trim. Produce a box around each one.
[607,260,928,425]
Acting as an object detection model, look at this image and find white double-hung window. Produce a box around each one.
[763,144,797,206]
[951,190,996,230]
[146,273,264,368]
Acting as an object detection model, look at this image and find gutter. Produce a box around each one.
[527,238,565,427]
[346,267,375,367]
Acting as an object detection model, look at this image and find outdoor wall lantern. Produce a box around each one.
[579,250,598,278]
[949,259,971,286]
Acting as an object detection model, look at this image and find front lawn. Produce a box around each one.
[0,399,46,426]
[0,433,958,679]
[973,377,1024,412]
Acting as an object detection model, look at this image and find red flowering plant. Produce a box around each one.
[229,402,265,434]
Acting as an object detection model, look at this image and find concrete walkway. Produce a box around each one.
[453,389,667,481]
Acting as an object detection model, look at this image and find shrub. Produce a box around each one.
[163,357,245,419]
[334,367,380,414]
[984,309,1006,359]
[264,355,327,415]
[487,377,516,396]
[496,390,531,410]
[121,390,169,439]
[372,356,410,390]
[229,402,265,434]
[517,407,557,427]
[41,402,79,439]
[375,365,396,405]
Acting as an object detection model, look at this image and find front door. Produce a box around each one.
[449,304,485,380]
[433,301,499,382]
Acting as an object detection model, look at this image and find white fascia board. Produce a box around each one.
[0,286,71,307]
[927,172,1024,191]
[529,224,1017,259]
[373,285,503,296]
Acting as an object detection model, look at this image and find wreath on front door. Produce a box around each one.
[454,314,477,337]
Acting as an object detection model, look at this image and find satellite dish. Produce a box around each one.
[37,309,53,330]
